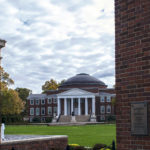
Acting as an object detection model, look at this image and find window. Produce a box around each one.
[48,107,52,115]
[101,115,105,121]
[48,98,52,104]
[100,96,104,102]
[54,107,57,114]
[100,106,105,114]
[30,100,34,105]
[107,96,111,102]
[36,108,40,115]
[30,108,34,115]
[36,99,39,105]
[41,107,45,115]
[107,105,111,113]
[41,99,45,105]
[53,98,57,104]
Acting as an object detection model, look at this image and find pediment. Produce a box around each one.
[57,88,95,96]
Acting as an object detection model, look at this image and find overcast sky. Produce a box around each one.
[0,0,115,94]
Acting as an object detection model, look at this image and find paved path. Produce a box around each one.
[3,135,67,143]
[5,135,51,141]
[48,122,105,126]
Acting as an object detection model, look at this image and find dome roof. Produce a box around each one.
[60,73,106,87]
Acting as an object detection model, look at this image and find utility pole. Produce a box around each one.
[0,39,6,123]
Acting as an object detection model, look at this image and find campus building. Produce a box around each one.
[27,73,115,122]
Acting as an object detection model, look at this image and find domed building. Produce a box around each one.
[59,73,107,90]
[28,73,115,122]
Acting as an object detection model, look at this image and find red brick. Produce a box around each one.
[115,0,150,149]
[0,137,68,150]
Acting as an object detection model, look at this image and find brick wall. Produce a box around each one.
[0,136,68,150]
[115,0,150,150]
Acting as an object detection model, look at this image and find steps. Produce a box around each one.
[58,115,90,122]
[59,115,71,122]
[75,115,90,122]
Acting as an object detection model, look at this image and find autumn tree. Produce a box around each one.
[15,88,32,116]
[0,67,14,90]
[15,88,32,101]
[1,89,24,115]
[0,67,25,122]
[42,79,66,92]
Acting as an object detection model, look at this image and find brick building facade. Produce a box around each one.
[27,73,115,122]
[115,0,150,149]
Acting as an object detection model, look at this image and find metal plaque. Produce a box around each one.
[131,102,148,135]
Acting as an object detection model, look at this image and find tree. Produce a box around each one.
[1,89,24,115]
[42,79,66,92]
[15,88,32,101]
[42,79,59,92]
[0,67,14,90]
[58,79,66,86]
[0,67,25,122]
[15,88,32,116]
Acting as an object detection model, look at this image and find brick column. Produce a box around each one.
[115,0,150,150]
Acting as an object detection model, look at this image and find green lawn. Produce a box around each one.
[5,124,116,147]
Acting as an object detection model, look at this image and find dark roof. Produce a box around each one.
[59,73,106,87]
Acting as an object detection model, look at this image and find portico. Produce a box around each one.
[57,88,96,116]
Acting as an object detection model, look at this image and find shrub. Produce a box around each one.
[74,146,86,150]
[45,117,52,123]
[32,117,41,123]
[100,148,111,150]
[69,144,80,147]
[67,144,86,150]
[93,144,106,150]
[2,114,24,123]
[107,115,116,121]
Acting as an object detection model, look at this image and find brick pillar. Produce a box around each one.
[115,0,150,150]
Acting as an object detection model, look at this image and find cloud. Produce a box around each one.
[0,0,115,93]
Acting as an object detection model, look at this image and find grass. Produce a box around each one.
[5,124,116,147]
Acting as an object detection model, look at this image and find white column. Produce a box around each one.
[78,98,81,115]
[64,98,67,116]
[57,98,60,116]
[0,124,1,143]
[71,98,74,114]
[85,97,88,115]
[92,97,95,115]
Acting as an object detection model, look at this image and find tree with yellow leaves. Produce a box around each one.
[0,67,24,122]
[42,79,65,93]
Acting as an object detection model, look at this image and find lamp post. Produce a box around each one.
[0,39,6,143]
[0,39,6,65]
[0,39,6,121]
